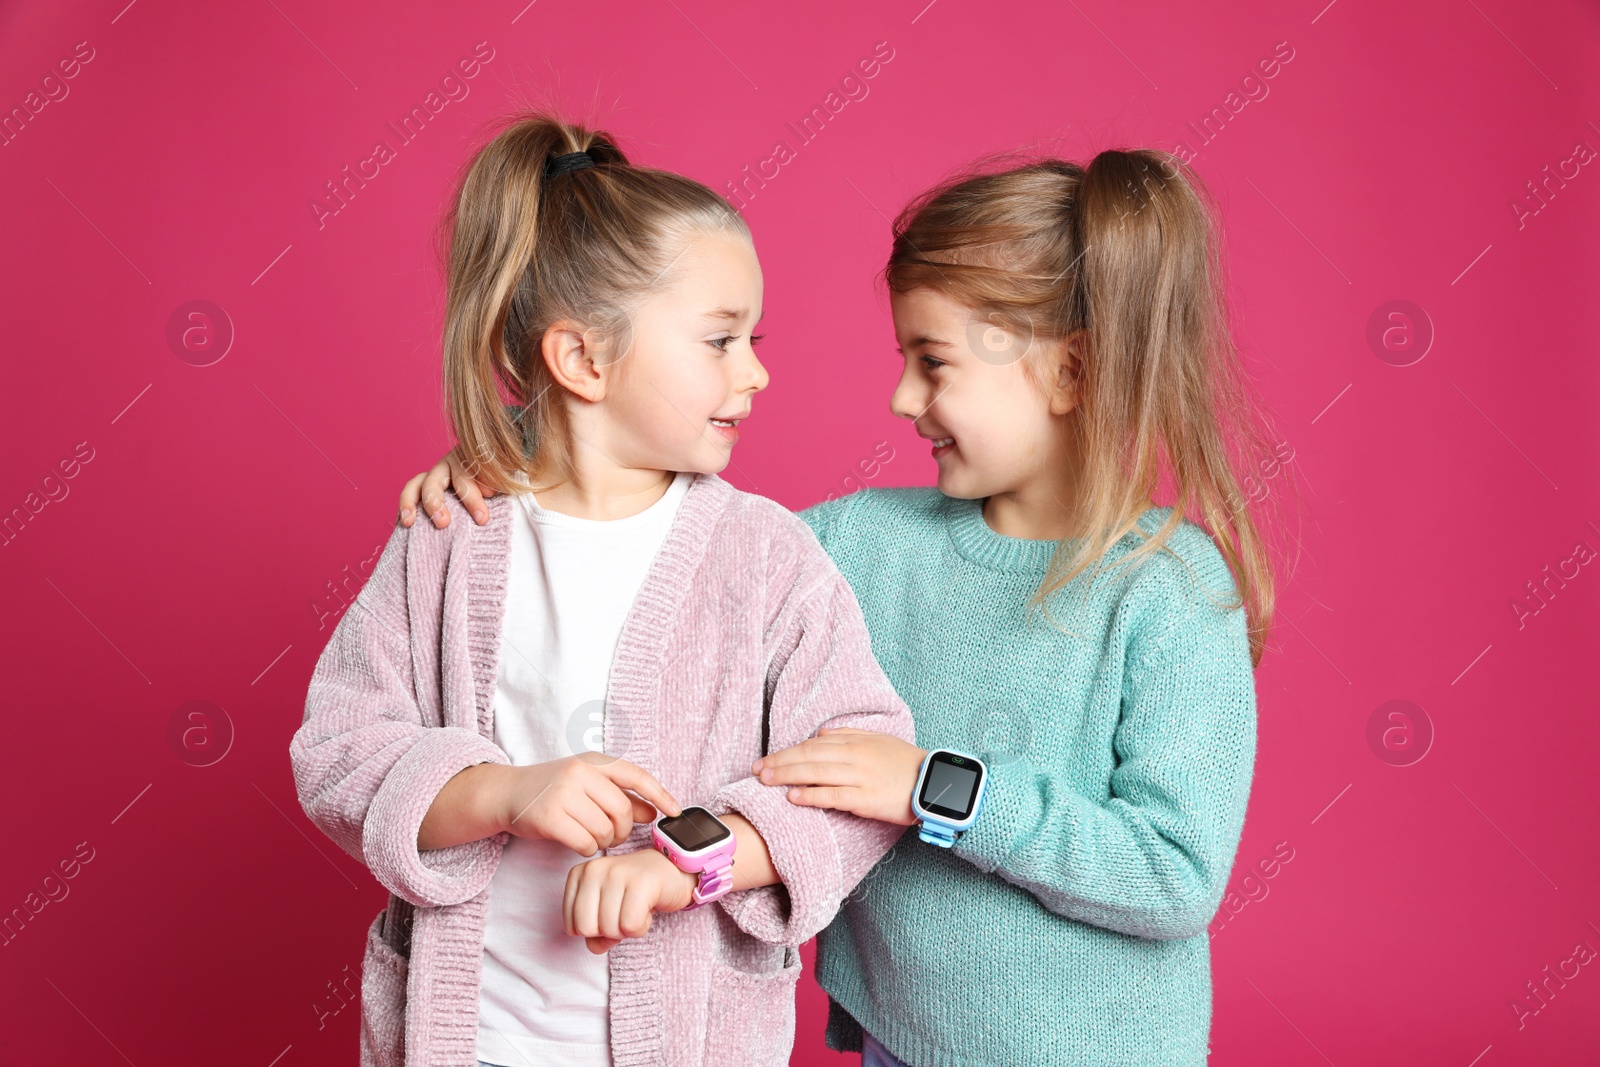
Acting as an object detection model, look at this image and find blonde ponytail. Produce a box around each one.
[439,112,749,496]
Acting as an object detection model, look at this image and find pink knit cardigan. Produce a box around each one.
[290,472,915,1067]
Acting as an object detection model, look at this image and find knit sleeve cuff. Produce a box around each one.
[705,775,848,945]
[949,754,1076,874]
[362,726,512,908]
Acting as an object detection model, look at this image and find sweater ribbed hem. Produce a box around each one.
[820,965,1209,1067]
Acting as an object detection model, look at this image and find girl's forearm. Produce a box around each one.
[417,763,510,851]
[722,813,780,890]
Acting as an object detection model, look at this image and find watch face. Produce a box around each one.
[656,806,731,852]
[918,752,983,820]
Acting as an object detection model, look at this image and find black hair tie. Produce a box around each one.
[545,150,595,178]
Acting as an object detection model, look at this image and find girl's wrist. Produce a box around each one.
[418,762,516,852]
[473,763,518,837]
[892,743,929,825]
[647,848,700,910]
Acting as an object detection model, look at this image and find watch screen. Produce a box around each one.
[919,754,981,820]
[657,806,731,852]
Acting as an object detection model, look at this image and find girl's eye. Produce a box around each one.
[711,333,764,352]
[919,355,946,370]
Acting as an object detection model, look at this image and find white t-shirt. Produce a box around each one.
[476,472,693,1067]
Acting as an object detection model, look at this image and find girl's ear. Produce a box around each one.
[1049,329,1089,416]
[541,320,605,402]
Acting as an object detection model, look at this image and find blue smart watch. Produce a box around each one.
[911,749,988,847]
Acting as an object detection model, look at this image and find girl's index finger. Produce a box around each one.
[760,735,847,766]
[399,472,427,527]
[753,737,850,782]
[598,759,681,817]
[757,760,858,787]
[751,744,807,770]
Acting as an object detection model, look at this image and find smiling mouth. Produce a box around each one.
[710,418,737,428]
[930,436,954,449]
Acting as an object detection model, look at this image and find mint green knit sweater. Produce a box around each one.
[796,488,1258,1067]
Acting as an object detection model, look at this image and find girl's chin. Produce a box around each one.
[933,465,978,498]
[681,449,733,476]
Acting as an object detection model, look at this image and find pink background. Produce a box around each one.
[3,0,1598,1063]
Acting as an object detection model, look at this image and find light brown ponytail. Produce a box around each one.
[886,148,1287,666]
[437,111,750,497]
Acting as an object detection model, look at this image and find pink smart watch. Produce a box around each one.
[652,806,738,910]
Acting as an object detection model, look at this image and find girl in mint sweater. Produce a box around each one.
[400,148,1277,1067]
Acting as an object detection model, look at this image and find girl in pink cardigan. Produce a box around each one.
[289,112,914,1067]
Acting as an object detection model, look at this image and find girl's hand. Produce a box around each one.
[563,848,698,954]
[398,448,496,529]
[751,728,928,826]
[495,753,682,856]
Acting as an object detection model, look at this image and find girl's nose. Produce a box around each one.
[889,363,924,420]
[742,348,771,394]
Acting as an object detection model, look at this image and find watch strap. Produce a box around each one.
[685,860,735,909]
[917,820,960,848]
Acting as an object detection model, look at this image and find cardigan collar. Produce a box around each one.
[465,471,734,739]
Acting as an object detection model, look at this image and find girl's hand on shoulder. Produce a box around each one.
[494,754,682,856]
[563,849,698,954]
[752,728,927,826]
[398,448,496,529]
